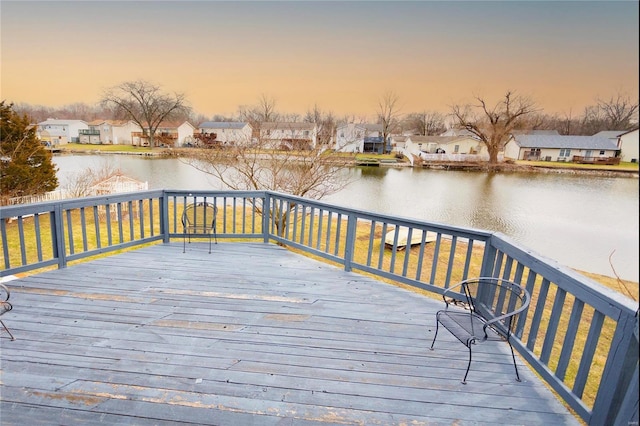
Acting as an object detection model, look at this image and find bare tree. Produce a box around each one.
[451,91,538,164]
[376,91,401,153]
[304,104,336,147]
[182,135,352,237]
[596,93,638,130]
[100,80,190,147]
[237,94,280,138]
[403,111,446,136]
[62,162,121,198]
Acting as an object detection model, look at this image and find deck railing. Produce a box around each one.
[1,189,638,425]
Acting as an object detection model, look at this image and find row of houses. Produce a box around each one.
[35,118,639,163]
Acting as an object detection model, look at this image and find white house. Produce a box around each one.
[37,118,89,144]
[504,135,619,162]
[260,122,317,149]
[82,120,142,145]
[198,122,253,145]
[390,135,407,152]
[132,121,195,147]
[405,135,485,156]
[616,128,639,163]
[334,123,384,153]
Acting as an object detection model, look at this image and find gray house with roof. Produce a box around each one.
[198,122,253,144]
[504,134,619,162]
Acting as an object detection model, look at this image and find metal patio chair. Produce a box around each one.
[1,283,15,340]
[430,277,530,384]
[182,202,217,253]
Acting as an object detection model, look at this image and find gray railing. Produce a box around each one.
[1,189,638,425]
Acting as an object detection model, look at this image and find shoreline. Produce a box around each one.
[53,148,640,178]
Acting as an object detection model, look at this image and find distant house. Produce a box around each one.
[81,120,142,145]
[90,173,148,195]
[504,134,619,163]
[198,122,253,145]
[405,135,485,156]
[390,135,407,152]
[132,121,195,147]
[260,122,317,150]
[334,123,385,153]
[37,118,89,145]
[616,128,639,163]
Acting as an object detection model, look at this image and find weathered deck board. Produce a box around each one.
[1,243,580,425]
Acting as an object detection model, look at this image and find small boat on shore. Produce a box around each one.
[384,228,437,250]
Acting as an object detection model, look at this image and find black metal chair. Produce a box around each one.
[430,277,530,384]
[182,202,217,253]
[1,283,15,340]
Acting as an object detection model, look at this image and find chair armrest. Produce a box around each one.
[441,280,470,308]
[0,284,10,303]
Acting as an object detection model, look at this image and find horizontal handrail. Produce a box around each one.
[1,189,637,425]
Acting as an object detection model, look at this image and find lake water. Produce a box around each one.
[52,154,640,282]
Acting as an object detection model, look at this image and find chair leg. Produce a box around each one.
[462,344,472,384]
[508,341,521,382]
[430,320,440,350]
[208,233,212,254]
[1,319,15,341]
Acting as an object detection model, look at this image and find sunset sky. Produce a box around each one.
[1,1,638,119]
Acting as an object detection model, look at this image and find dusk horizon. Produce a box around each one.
[2,1,638,119]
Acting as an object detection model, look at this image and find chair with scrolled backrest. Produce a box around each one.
[430,277,530,384]
[182,202,217,253]
[1,283,15,340]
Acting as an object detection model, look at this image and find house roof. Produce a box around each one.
[439,128,477,138]
[407,135,473,144]
[261,122,315,131]
[38,119,88,126]
[511,130,560,136]
[199,121,250,130]
[157,121,195,129]
[88,119,134,127]
[592,130,627,139]
[337,123,383,132]
[91,173,147,193]
[619,127,639,137]
[511,135,619,150]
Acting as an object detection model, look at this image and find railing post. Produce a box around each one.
[592,311,639,425]
[52,204,67,269]
[343,214,357,272]
[479,235,498,278]
[161,191,170,243]
[263,193,271,243]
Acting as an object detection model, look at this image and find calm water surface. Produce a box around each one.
[53,155,639,282]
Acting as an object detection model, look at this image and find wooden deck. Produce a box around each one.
[0,243,580,425]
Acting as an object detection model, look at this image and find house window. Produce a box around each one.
[599,150,605,155]
[340,132,344,138]
[304,131,309,136]
[559,149,571,157]
[454,145,459,153]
